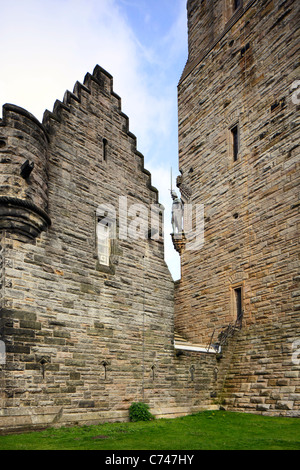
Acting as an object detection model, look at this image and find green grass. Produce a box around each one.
[0,411,299,450]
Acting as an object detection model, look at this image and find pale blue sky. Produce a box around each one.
[0,0,188,279]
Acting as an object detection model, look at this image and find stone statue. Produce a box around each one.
[171,190,183,235]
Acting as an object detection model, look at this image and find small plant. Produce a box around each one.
[129,402,154,422]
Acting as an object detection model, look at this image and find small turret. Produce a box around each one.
[0,104,51,239]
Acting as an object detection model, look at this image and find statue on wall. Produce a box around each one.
[171,190,184,236]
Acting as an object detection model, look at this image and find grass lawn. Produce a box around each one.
[0,411,299,450]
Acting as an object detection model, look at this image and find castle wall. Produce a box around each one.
[0,66,218,433]
[216,317,300,415]
[185,0,256,78]
[1,0,299,432]
[176,0,300,414]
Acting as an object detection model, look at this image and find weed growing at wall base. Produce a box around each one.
[129,402,155,422]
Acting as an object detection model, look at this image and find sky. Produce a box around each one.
[0,0,189,280]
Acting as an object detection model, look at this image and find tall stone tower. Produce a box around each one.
[175,0,300,414]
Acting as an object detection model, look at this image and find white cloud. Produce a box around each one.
[1,0,137,119]
[0,0,179,151]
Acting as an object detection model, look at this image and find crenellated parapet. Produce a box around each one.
[0,104,51,239]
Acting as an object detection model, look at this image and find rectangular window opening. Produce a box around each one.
[234,0,241,10]
[103,138,108,162]
[234,287,243,325]
[231,125,239,162]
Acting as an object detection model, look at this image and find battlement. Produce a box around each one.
[0,103,49,139]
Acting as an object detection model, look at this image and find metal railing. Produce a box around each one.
[207,317,243,353]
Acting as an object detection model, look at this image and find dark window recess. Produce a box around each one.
[231,125,239,162]
[271,97,285,112]
[151,364,156,381]
[102,360,108,380]
[234,0,241,10]
[103,138,108,162]
[20,160,34,179]
[240,43,250,57]
[271,102,279,112]
[234,287,243,324]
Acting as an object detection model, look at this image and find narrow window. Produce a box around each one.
[231,125,239,162]
[234,287,243,325]
[103,138,108,162]
[97,217,110,266]
[234,0,241,10]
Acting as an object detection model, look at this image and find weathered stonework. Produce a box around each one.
[216,318,300,415]
[175,0,300,415]
[0,65,219,433]
[0,0,299,433]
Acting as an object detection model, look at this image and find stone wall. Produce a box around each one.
[177,0,299,342]
[0,66,218,433]
[0,0,299,433]
[175,0,299,415]
[216,317,300,416]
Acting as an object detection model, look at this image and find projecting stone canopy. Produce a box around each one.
[0,197,51,240]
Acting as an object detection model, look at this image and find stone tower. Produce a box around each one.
[0,105,51,239]
[175,0,300,414]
